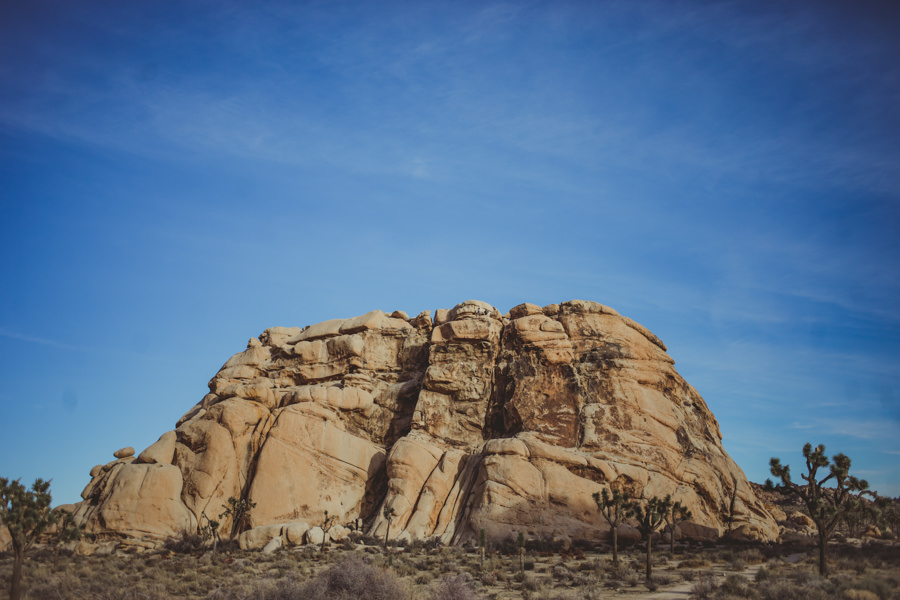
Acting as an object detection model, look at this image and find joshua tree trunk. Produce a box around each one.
[611,525,619,565]
[818,530,828,576]
[645,536,653,580]
[10,549,23,600]
[479,527,486,570]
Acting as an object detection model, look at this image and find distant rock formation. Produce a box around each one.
[71,300,778,546]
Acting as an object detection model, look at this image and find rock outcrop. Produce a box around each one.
[71,300,778,546]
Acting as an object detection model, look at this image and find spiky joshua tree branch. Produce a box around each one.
[768,443,872,576]
[592,487,630,566]
[629,494,673,581]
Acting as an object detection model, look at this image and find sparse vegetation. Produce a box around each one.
[0,532,897,600]
[2,475,899,600]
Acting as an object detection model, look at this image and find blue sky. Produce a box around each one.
[1,0,898,506]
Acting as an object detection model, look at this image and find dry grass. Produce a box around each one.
[0,538,897,600]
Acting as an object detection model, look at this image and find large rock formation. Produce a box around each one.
[71,300,778,546]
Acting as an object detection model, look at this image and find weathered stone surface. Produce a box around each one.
[246,404,386,528]
[136,431,176,465]
[239,524,283,550]
[73,540,97,556]
[113,447,135,459]
[305,526,326,545]
[329,524,351,542]
[262,535,282,554]
[73,463,194,539]
[71,300,779,546]
[283,521,310,546]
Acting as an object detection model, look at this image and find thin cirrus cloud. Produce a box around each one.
[0,328,86,352]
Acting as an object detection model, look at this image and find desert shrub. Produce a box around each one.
[164,530,205,554]
[523,557,535,571]
[689,572,718,599]
[571,572,597,587]
[728,557,746,571]
[624,570,641,587]
[432,573,479,600]
[718,574,750,596]
[755,566,771,582]
[681,558,709,569]
[551,563,573,581]
[577,558,599,572]
[522,573,542,591]
[837,577,891,600]
[739,548,764,564]
[756,580,832,600]
[650,572,676,586]
[291,555,410,600]
[494,532,520,555]
[842,591,879,600]
[393,560,418,577]
[539,586,605,600]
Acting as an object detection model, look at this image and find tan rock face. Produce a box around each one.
[72,300,778,544]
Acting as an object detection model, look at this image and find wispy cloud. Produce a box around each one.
[0,328,86,351]
[791,417,900,442]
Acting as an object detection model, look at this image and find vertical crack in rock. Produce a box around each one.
[70,300,780,547]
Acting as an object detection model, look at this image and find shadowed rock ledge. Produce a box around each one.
[71,300,778,547]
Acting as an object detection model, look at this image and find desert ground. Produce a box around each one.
[2,532,897,600]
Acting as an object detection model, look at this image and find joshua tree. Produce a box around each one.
[769,443,873,576]
[321,510,337,551]
[876,496,900,537]
[629,494,673,580]
[723,475,740,534]
[1,478,67,600]
[592,487,630,566]
[664,499,692,553]
[219,496,256,540]
[199,512,221,553]
[382,506,396,553]
[517,530,526,576]
[479,527,487,570]
[842,498,880,538]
